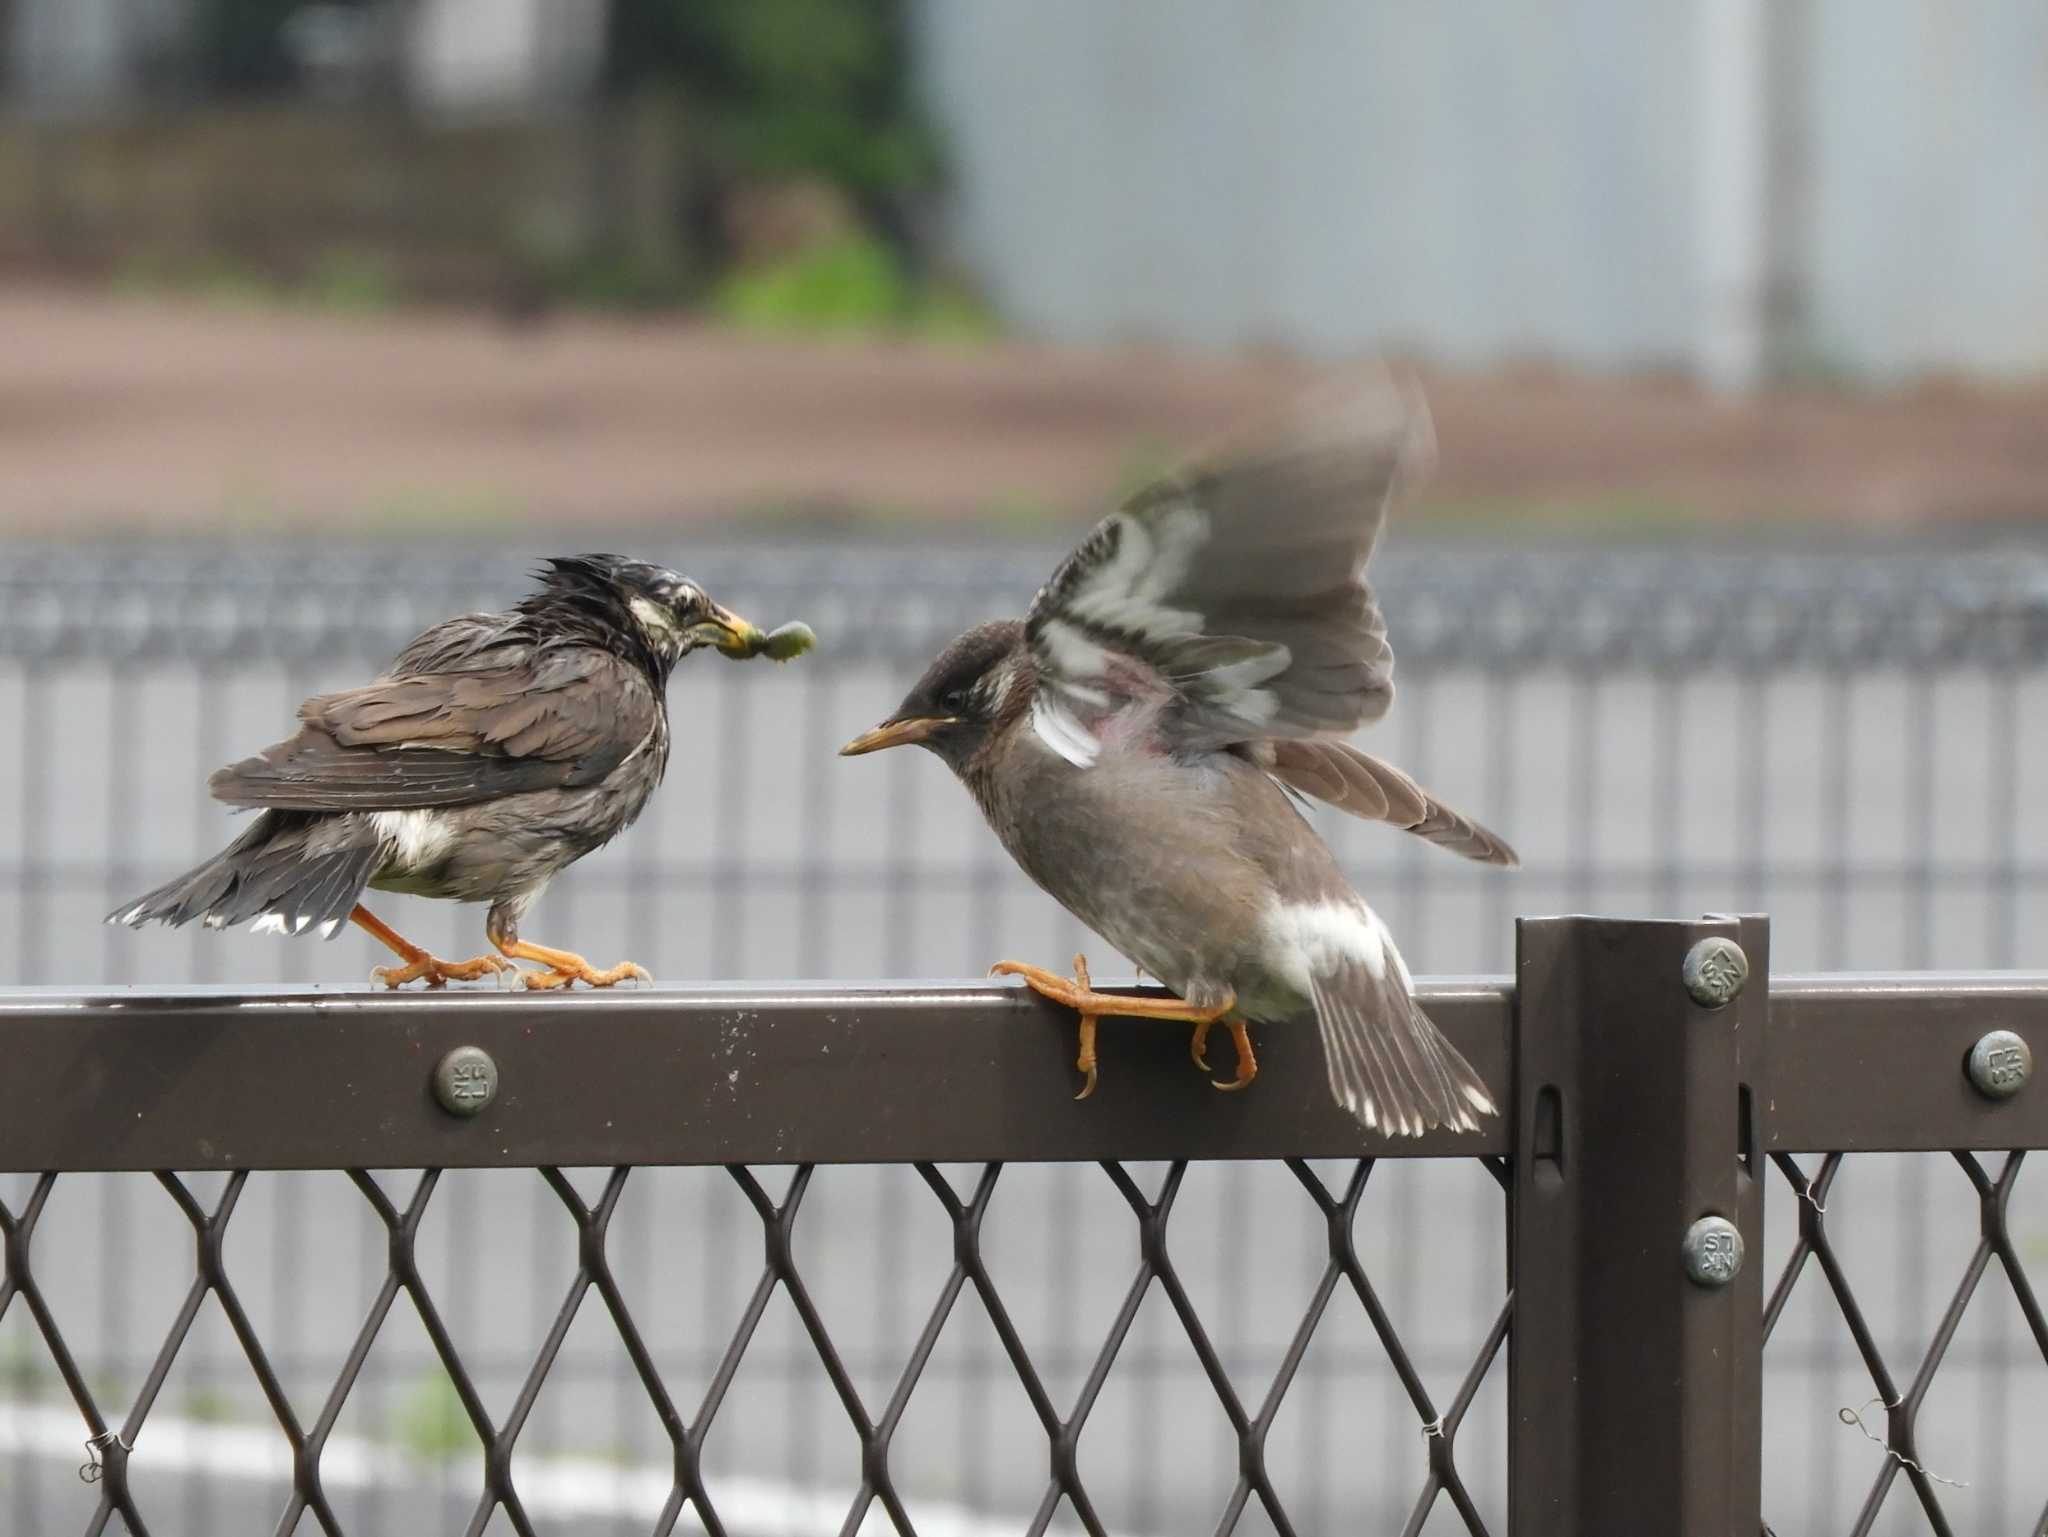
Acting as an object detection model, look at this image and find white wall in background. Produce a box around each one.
[1806,0,2048,380]
[405,0,604,113]
[917,0,2048,382]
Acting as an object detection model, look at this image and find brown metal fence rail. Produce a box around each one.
[2,914,2046,1537]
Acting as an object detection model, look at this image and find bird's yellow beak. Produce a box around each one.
[689,608,815,661]
[839,716,955,756]
[691,602,770,659]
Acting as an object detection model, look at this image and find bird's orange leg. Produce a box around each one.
[989,953,1235,1100]
[350,905,514,989]
[492,935,651,991]
[1213,1019,1258,1093]
[1189,1017,1257,1089]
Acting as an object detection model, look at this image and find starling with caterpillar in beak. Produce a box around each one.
[842,381,1513,1134]
[111,555,815,988]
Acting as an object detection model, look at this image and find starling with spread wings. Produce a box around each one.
[110,555,814,989]
[841,381,1514,1135]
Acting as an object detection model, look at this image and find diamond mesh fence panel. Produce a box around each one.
[1,1158,1511,1536]
[5,539,2048,1532]
[1760,1151,2048,1536]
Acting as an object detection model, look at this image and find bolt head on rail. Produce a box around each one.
[433,1045,499,1117]
[1682,1215,1744,1287]
[1681,936,1749,1010]
[1966,1029,2032,1101]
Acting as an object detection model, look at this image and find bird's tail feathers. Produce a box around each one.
[1310,965,1496,1138]
[106,813,377,940]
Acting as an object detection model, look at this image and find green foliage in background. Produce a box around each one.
[393,1373,480,1464]
[181,1384,238,1424]
[604,0,986,338]
[712,234,993,341]
[605,0,939,201]
[107,0,982,334]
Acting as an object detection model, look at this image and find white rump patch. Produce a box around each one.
[1264,898,1410,996]
[1063,507,1208,642]
[371,809,458,871]
[1031,695,1100,768]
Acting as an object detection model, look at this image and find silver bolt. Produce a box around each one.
[1682,1215,1744,1287]
[1967,1030,2032,1101]
[1682,936,1749,1009]
[432,1045,498,1117]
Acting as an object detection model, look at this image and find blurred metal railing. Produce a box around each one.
[2,917,2045,1536]
[7,541,2048,670]
[6,540,2048,1531]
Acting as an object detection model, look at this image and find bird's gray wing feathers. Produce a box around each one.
[1024,376,1431,754]
[1258,739,1519,867]
[208,648,660,812]
[384,610,523,676]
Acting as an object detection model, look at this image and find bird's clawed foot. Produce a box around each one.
[352,905,517,990]
[495,937,651,990]
[372,952,517,990]
[518,958,652,991]
[990,953,1236,1101]
[1200,1018,1258,1092]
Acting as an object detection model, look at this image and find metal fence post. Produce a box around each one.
[1509,914,1768,1535]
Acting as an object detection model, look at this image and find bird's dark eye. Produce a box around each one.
[938,687,970,714]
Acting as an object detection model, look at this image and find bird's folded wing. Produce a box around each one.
[1258,739,1519,867]
[1023,375,1432,754]
[208,649,660,811]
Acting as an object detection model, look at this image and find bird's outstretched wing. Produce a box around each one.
[1255,739,1519,867]
[208,641,660,812]
[1023,375,1431,760]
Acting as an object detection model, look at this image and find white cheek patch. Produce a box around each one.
[372,809,459,870]
[981,657,1021,714]
[629,596,681,646]
[1031,694,1100,768]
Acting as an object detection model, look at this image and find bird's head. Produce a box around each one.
[534,555,795,673]
[841,620,1026,772]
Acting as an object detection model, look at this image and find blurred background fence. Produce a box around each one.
[3,540,2048,1533]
